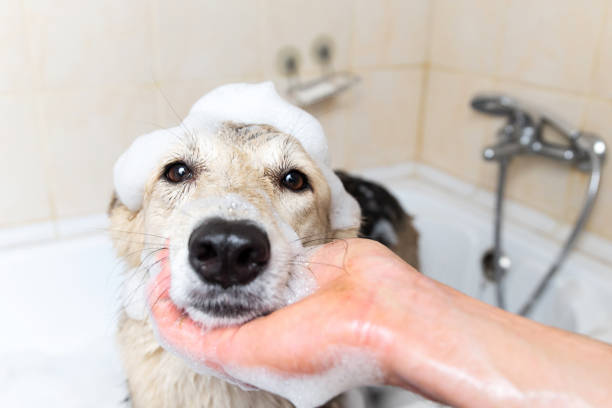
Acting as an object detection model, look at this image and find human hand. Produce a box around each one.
[147,238,424,406]
[149,237,612,408]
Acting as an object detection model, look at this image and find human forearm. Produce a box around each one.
[385,276,612,407]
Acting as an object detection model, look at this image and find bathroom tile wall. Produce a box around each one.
[421,0,612,241]
[1,0,610,243]
[0,0,429,228]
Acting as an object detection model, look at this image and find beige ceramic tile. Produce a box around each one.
[0,93,52,226]
[40,85,159,217]
[0,0,34,92]
[24,0,155,89]
[154,77,260,128]
[421,69,498,184]
[429,0,508,75]
[500,0,606,92]
[491,81,588,126]
[157,75,353,169]
[154,0,262,82]
[260,0,353,78]
[305,93,353,170]
[351,0,430,68]
[568,99,612,240]
[592,9,612,99]
[503,158,573,221]
[341,68,423,170]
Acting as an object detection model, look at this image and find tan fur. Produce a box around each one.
[117,314,294,408]
[110,123,356,407]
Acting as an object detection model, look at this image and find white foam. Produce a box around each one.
[150,323,383,408]
[187,82,330,166]
[112,82,360,231]
[113,127,180,211]
[224,346,383,408]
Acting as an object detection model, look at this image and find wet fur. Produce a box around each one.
[110,123,355,407]
[109,123,419,407]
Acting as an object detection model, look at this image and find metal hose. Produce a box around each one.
[493,159,508,310]
[518,146,602,316]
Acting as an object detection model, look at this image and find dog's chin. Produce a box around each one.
[184,296,273,328]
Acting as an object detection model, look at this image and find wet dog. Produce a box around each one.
[108,83,418,407]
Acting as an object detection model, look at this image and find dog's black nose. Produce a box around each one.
[188,218,270,288]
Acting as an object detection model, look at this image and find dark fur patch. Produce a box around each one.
[335,170,408,237]
[335,170,420,268]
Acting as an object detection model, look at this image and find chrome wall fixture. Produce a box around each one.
[472,94,607,316]
[276,35,359,107]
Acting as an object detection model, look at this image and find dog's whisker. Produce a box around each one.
[154,82,185,129]
[119,247,167,261]
[102,228,169,240]
[111,246,171,271]
[150,286,171,311]
[118,256,169,306]
[110,241,171,251]
[124,265,170,311]
[138,256,168,276]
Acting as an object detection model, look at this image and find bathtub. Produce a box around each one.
[1,163,611,407]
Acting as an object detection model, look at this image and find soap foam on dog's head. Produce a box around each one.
[112,82,367,406]
[113,82,360,231]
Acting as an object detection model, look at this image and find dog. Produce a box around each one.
[108,83,419,407]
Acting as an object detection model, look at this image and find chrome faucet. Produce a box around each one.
[473,94,606,171]
[472,94,606,316]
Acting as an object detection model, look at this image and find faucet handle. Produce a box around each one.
[471,94,517,117]
[471,94,535,132]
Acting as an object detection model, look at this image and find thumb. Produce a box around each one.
[305,239,351,287]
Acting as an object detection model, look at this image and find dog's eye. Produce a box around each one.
[281,170,309,192]
[164,162,192,183]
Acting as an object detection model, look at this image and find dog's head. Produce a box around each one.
[109,82,360,328]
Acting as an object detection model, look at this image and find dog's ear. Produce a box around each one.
[108,192,146,268]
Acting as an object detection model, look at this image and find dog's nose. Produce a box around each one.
[188,218,270,288]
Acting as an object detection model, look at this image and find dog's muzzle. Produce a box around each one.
[188,217,271,289]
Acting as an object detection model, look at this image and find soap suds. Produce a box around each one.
[113,127,180,211]
[113,82,360,231]
[224,346,383,408]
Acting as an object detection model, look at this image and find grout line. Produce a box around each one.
[492,0,512,77]
[0,216,55,230]
[423,0,435,64]
[347,0,357,70]
[428,63,612,103]
[350,62,427,73]
[381,0,392,64]
[33,82,58,234]
[414,65,430,161]
[148,0,164,124]
[414,0,436,161]
[18,0,57,231]
[583,0,611,128]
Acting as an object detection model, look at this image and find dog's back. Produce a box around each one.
[336,171,419,269]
